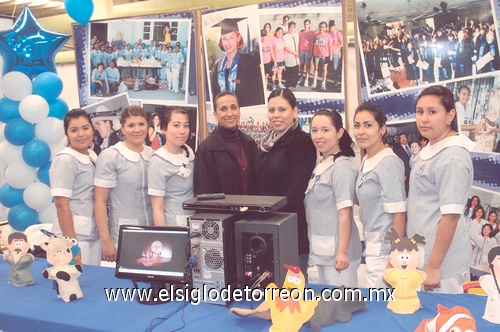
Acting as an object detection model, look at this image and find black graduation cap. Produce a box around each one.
[212,18,246,35]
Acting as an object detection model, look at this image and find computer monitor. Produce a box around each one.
[115,225,190,304]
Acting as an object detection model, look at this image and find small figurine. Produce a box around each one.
[415,304,476,332]
[383,228,426,314]
[230,264,319,331]
[479,246,500,324]
[40,235,83,302]
[265,265,319,331]
[2,232,35,287]
[309,285,366,332]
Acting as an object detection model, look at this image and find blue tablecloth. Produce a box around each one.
[154,285,499,331]
[2,259,499,331]
[0,258,184,332]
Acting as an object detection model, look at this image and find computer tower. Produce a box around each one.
[188,212,242,305]
[235,212,298,289]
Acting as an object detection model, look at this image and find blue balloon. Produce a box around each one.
[37,161,52,186]
[8,203,39,231]
[0,7,70,79]
[4,118,34,146]
[0,97,20,123]
[48,98,69,120]
[0,183,24,208]
[22,140,51,168]
[33,72,63,101]
[65,0,94,25]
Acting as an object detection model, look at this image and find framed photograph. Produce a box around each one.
[259,5,343,98]
[446,75,500,154]
[202,5,265,109]
[81,92,131,155]
[357,0,499,97]
[75,15,192,106]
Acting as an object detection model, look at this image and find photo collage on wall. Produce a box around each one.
[356,0,500,225]
[73,11,199,153]
[202,0,345,141]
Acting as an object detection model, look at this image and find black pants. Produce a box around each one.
[285,65,299,87]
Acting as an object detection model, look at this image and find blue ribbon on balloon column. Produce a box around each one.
[0,6,70,79]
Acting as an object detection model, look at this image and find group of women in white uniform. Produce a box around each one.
[304,85,474,294]
[50,85,475,294]
[50,105,194,264]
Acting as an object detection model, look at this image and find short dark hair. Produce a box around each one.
[313,109,355,159]
[160,107,189,131]
[354,102,387,129]
[416,85,457,131]
[120,105,147,125]
[8,232,27,245]
[64,109,94,136]
[214,91,240,111]
[268,88,297,109]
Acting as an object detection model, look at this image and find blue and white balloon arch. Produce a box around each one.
[0,7,72,237]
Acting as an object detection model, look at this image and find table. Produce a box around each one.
[154,284,499,331]
[0,258,184,332]
[118,66,161,79]
[1,260,499,331]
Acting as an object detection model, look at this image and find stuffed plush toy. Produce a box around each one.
[480,245,500,324]
[383,228,426,314]
[2,232,35,287]
[309,285,366,332]
[230,264,319,332]
[265,264,319,331]
[41,235,83,302]
[415,305,476,332]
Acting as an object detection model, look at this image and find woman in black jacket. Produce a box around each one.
[194,91,258,195]
[254,88,317,277]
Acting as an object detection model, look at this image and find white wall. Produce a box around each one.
[56,63,80,109]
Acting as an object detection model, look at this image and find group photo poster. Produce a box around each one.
[258,4,344,98]
[201,1,346,141]
[355,0,500,195]
[357,0,499,96]
[73,12,195,107]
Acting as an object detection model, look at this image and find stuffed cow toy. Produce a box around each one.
[41,235,83,302]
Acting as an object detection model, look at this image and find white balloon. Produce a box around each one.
[38,202,57,224]
[1,71,33,101]
[4,160,37,189]
[35,117,65,145]
[0,224,15,247]
[23,182,52,210]
[49,136,67,160]
[19,95,50,124]
[0,122,5,141]
[0,141,23,165]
